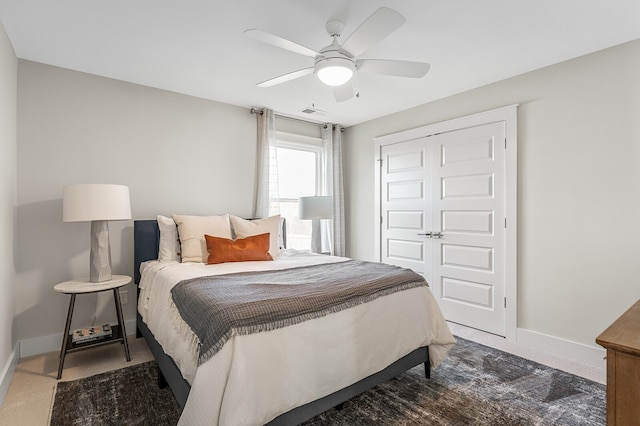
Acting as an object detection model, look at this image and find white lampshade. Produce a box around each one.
[316,57,355,87]
[299,196,333,220]
[63,184,131,222]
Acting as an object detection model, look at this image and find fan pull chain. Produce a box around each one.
[311,73,317,108]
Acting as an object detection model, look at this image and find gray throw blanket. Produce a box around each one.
[171,260,427,365]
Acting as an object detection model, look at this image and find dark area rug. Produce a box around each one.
[50,337,606,425]
[50,361,181,426]
[304,337,606,425]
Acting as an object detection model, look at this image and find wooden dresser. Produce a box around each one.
[596,299,640,425]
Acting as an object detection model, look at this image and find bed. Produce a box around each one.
[134,216,455,425]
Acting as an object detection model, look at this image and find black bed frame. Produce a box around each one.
[134,219,430,425]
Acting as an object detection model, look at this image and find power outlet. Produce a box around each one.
[120,290,128,305]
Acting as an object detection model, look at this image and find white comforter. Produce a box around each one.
[138,250,455,425]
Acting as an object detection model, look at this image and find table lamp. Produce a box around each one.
[63,184,132,282]
[298,196,333,253]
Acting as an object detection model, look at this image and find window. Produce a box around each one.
[272,133,323,250]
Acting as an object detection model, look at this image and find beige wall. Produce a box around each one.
[16,61,257,341]
[0,20,17,376]
[11,34,640,359]
[344,39,640,349]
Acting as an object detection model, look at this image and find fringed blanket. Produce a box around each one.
[170,260,427,365]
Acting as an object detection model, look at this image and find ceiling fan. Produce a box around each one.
[244,7,430,102]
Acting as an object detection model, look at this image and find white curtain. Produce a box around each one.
[321,124,346,256]
[253,109,279,219]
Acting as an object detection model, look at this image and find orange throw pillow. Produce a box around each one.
[205,233,273,264]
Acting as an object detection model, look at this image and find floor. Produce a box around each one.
[0,336,154,426]
[0,324,606,425]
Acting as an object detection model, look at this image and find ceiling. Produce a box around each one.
[1,0,639,127]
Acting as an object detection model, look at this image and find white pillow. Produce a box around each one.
[230,215,282,259]
[172,214,232,263]
[157,215,180,262]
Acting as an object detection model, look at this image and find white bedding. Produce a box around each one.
[138,250,455,425]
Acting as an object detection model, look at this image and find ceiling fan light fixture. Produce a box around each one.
[315,57,355,87]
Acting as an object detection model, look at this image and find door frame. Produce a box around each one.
[374,104,518,341]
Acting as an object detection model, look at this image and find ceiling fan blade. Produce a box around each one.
[340,7,406,57]
[244,29,318,58]
[333,80,355,102]
[256,67,314,87]
[357,59,430,78]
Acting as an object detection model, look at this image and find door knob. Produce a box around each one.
[432,232,443,239]
[417,232,432,237]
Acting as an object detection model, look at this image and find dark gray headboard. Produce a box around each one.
[134,220,161,284]
[133,218,287,284]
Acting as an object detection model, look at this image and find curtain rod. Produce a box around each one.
[250,108,344,130]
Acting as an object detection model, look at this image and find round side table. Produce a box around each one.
[54,275,132,379]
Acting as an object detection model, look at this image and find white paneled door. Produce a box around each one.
[380,122,507,336]
[380,137,431,276]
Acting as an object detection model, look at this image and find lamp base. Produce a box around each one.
[90,220,112,283]
[310,219,322,254]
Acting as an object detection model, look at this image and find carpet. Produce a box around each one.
[50,337,606,425]
[50,361,181,426]
[303,337,606,425]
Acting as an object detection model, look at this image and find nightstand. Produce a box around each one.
[596,299,640,425]
[54,275,132,379]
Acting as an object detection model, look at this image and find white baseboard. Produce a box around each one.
[516,327,606,370]
[20,332,63,359]
[19,319,138,359]
[0,342,20,406]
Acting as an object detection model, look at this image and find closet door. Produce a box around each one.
[379,122,507,336]
[380,137,431,280]
[430,122,506,336]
